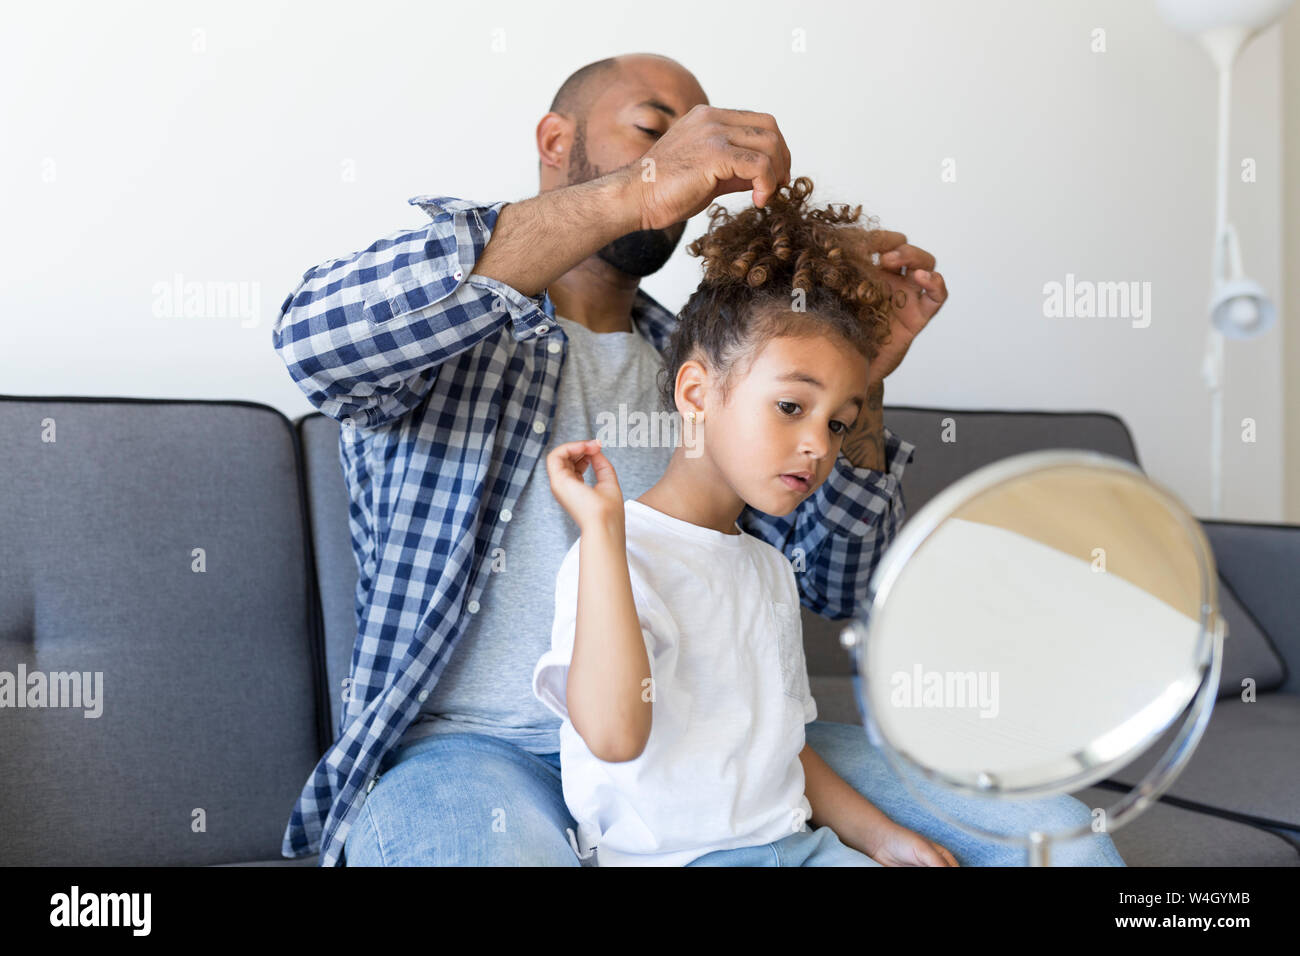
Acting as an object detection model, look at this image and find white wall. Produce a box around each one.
[0,0,1286,521]
[1285,0,1300,523]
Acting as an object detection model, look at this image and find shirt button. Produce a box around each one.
[548,340,561,355]
[366,778,377,794]
[417,689,429,703]
[453,269,463,280]
[534,323,550,335]
[500,509,512,522]
[532,419,545,434]
[468,599,481,614]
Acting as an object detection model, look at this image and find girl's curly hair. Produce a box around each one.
[656,176,895,414]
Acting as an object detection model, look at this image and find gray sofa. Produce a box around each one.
[1,396,1296,866]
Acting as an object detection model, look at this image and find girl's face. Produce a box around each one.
[702,329,870,517]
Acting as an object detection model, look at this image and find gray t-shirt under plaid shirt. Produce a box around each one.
[399,311,675,754]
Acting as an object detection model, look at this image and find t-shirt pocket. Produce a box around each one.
[767,600,810,703]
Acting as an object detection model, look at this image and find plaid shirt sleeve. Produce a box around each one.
[738,423,916,621]
[271,197,545,430]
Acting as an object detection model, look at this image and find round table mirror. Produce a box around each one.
[840,451,1226,865]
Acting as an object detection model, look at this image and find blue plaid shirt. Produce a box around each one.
[271,194,916,865]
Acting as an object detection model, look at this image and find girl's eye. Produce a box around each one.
[779,401,849,435]
[635,125,661,138]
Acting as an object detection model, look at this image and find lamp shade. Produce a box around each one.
[1156,0,1293,35]
[1210,277,1277,338]
[1156,0,1295,68]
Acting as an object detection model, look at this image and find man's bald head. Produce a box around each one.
[547,57,619,125]
[547,53,695,126]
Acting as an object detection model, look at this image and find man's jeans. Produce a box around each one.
[344,720,1127,866]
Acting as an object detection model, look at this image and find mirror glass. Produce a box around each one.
[863,461,1213,797]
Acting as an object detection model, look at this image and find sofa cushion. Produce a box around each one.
[1213,576,1286,696]
[1105,693,1300,830]
[1071,785,1299,867]
[809,674,861,726]
[0,398,325,865]
[1202,521,1300,696]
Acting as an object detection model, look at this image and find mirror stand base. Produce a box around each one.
[1028,830,1050,867]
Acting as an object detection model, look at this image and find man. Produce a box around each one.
[273,52,1123,867]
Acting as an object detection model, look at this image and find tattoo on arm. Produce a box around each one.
[840,381,885,471]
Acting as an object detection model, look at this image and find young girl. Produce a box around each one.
[531,177,958,867]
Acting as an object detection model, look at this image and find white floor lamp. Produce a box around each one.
[1155,0,1290,517]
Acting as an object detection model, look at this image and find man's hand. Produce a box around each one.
[627,104,793,231]
[864,820,960,867]
[867,237,949,383]
[838,379,885,471]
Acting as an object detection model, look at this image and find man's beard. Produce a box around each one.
[567,123,686,277]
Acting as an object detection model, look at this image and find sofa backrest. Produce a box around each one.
[0,397,327,865]
[881,407,1141,514]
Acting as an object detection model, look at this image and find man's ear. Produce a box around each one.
[536,112,572,171]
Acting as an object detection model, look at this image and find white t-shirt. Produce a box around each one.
[532,497,817,866]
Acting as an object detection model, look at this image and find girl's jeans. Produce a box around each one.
[343,718,1127,867]
[686,823,882,866]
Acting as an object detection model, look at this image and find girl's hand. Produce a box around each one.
[546,439,626,533]
[865,821,959,867]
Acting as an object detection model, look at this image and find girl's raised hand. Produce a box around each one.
[546,439,626,534]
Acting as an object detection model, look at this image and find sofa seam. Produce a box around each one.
[292,415,335,757]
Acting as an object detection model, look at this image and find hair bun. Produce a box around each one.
[686,176,891,314]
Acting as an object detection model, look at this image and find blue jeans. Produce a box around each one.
[344,721,1126,866]
[686,823,881,866]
